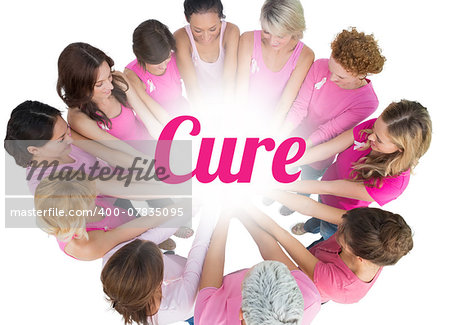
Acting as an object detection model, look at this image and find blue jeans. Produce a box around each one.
[185,317,194,325]
[303,196,338,241]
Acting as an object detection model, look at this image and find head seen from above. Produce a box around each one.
[184,0,225,45]
[57,42,129,129]
[241,260,304,325]
[260,0,305,49]
[34,174,97,243]
[101,239,164,325]
[133,19,176,76]
[336,207,413,266]
[330,27,386,89]
[352,100,432,184]
[4,101,72,167]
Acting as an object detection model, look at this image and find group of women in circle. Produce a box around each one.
[4,0,433,324]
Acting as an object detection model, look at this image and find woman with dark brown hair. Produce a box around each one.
[245,204,413,304]
[125,19,190,122]
[57,42,163,157]
[101,206,219,324]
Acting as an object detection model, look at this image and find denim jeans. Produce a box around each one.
[303,194,338,240]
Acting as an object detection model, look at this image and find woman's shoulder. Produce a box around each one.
[223,22,240,39]
[174,27,192,53]
[300,43,314,58]
[239,31,254,47]
[67,107,84,120]
[174,27,189,42]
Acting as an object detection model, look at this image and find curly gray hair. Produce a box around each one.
[241,261,304,325]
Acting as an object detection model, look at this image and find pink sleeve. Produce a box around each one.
[308,100,378,146]
[194,287,217,324]
[160,207,219,312]
[138,227,178,245]
[365,172,410,206]
[353,119,376,141]
[286,61,317,128]
[313,261,342,301]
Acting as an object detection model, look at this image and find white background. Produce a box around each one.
[0,0,448,324]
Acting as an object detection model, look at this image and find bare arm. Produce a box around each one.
[118,72,164,139]
[245,205,318,280]
[95,178,185,201]
[268,190,346,225]
[174,28,203,106]
[199,212,231,290]
[67,108,145,157]
[235,31,253,105]
[272,45,314,131]
[222,23,240,100]
[65,212,176,260]
[70,129,153,171]
[124,68,171,125]
[292,127,355,167]
[278,179,374,202]
[238,213,298,271]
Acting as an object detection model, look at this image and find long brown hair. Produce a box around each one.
[351,100,432,187]
[57,42,129,129]
[101,239,164,325]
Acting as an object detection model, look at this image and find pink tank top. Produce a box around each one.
[96,104,151,142]
[248,30,304,115]
[126,53,190,116]
[56,196,135,258]
[184,21,227,98]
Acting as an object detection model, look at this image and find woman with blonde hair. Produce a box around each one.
[274,99,432,240]
[236,0,314,128]
[34,174,182,260]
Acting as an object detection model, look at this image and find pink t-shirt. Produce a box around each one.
[287,59,378,170]
[194,268,321,325]
[125,53,190,116]
[248,30,304,118]
[309,234,382,303]
[56,196,135,258]
[320,119,410,210]
[96,104,151,141]
[26,144,98,193]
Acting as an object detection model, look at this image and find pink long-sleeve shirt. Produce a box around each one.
[287,58,379,170]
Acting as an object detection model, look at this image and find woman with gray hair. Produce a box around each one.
[236,0,314,129]
[194,211,321,324]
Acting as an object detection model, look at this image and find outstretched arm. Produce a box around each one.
[65,210,178,261]
[267,190,346,225]
[275,179,374,202]
[237,213,298,271]
[272,45,314,131]
[198,211,232,290]
[174,28,203,107]
[117,72,164,139]
[244,205,319,281]
[124,68,171,125]
[222,23,240,101]
[290,127,355,168]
